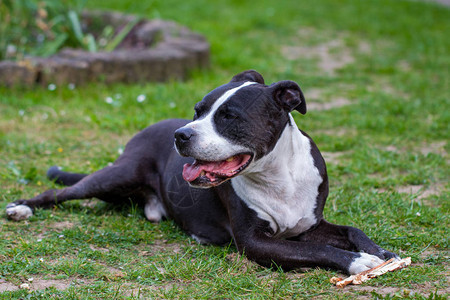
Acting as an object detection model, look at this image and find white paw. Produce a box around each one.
[348,252,384,275]
[6,203,33,221]
[144,196,166,222]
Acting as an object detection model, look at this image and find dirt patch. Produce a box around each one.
[99,264,127,281]
[377,183,445,206]
[304,88,323,100]
[381,141,447,158]
[348,280,449,298]
[397,60,412,72]
[303,84,356,111]
[137,240,184,257]
[308,98,352,111]
[1,278,74,292]
[29,279,72,290]
[281,36,367,75]
[420,141,447,156]
[89,244,110,253]
[0,279,18,292]
[50,221,75,230]
[396,184,444,201]
[322,151,352,164]
[316,128,356,138]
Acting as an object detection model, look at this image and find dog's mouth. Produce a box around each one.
[182,153,253,187]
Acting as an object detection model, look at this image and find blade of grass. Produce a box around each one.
[104,18,140,52]
[67,10,84,45]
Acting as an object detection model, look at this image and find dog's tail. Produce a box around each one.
[47,166,88,186]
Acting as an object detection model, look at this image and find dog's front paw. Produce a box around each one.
[348,252,384,275]
[379,248,400,261]
[6,203,33,221]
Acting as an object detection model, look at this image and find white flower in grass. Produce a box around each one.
[105,97,114,104]
[169,102,176,108]
[137,94,146,103]
[68,83,76,90]
[18,110,25,116]
[99,38,107,47]
[6,44,17,56]
[118,147,124,155]
[37,34,45,43]
[48,83,56,91]
[416,212,421,217]
[19,283,30,289]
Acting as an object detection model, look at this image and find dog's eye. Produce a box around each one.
[223,111,238,120]
[221,107,239,120]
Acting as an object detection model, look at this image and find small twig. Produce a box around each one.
[330,257,411,288]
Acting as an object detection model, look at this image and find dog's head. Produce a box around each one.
[174,70,307,188]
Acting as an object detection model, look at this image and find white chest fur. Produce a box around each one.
[231,115,323,238]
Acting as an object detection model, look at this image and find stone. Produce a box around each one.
[30,57,90,86]
[0,11,210,87]
[0,60,37,87]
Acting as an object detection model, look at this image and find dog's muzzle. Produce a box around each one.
[174,127,196,155]
[174,127,253,188]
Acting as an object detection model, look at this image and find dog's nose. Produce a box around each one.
[174,127,195,144]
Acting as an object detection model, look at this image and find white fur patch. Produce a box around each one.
[144,194,166,222]
[6,203,33,221]
[231,114,322,238]
[191,234,207,244]
[348,252,384,275]
[180,81,256,161]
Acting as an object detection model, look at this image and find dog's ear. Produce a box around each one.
[230,70,265,84]
[270,80,307,114]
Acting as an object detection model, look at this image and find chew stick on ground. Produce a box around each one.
[330,257,412,288]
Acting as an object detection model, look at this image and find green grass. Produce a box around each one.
[0,0,449,298]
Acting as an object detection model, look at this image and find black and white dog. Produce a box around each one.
[6,70,397,274]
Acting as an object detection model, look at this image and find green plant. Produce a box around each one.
[0,0,138,60]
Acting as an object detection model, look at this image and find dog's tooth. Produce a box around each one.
[226,156,234,162]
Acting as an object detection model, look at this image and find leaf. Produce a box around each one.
[84,33,97,52]
[34,33,68,57]
[104,18,140,52]
[67,10,84,44]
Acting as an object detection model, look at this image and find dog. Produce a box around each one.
[6,70,398,274]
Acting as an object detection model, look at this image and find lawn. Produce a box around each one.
[0,0,448,299]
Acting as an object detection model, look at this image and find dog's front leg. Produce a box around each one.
[294,220,399,262]
[222,188,384,275]
[233,223,384,275]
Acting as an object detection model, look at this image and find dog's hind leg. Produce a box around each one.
[6,164,146,221]
[47,166,88,186]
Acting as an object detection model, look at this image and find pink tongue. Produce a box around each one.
[182,155,249,182]
[182,162,209,182]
